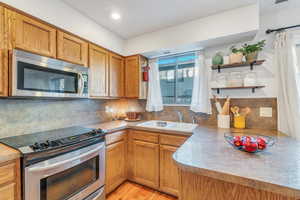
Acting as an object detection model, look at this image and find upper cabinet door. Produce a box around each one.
[89,44,109,97]
[125,55,140,98]
[0,6,8,97]
[57,31,88,66]
[109,53,124,98]
[6,9,57,58]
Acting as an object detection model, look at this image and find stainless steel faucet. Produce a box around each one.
[177,111,184,123]
[192,116,197,124]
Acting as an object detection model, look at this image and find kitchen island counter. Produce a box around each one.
[174,126,299,199]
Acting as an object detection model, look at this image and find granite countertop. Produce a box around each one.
[173,126,300,198]
[89,120,300,198]
[0,143,20,164]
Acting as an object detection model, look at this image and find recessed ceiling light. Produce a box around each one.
[111,12,121,20]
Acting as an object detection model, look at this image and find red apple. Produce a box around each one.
[243,141,258,152]
[244,136,252,142]
[233,136,242,147]
[257,137,267,150]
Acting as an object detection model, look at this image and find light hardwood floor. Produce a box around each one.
[107,182,177,200]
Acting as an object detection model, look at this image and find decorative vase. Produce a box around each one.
[229,52,243,64]
[245,52,258,63]
[212,52,224,66]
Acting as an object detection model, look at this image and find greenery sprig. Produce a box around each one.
[230,40,266,55]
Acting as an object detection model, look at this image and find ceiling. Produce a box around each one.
[62,0,257,39]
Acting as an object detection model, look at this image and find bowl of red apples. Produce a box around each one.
[224,132,275,153]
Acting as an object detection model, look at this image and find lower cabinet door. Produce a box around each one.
[132,140,159,189]
[106,140,126,194]
[0,183,16,200]
[159,145,179,196]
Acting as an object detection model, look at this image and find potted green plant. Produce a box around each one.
[241,40,266,63]
[229,46,244,64]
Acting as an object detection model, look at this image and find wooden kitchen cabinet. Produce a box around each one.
[124,55,148,99]
[0,159,21,200]
[125,55,140,98]
[159,145,180,196]
[57,31,88,66]
[128,130,188,196]
[109,52,125,97]
[89,44,109,97]
[106,140,126,194]
[5,9,56,58]
[0,6,8,97]
[105,131,127,195]
[132,140,159,189]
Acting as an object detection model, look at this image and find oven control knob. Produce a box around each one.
[40,142,49,149]
[90,130,98,136]
[31,142,40,150]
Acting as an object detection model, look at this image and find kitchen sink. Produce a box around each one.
[136,120,197,133]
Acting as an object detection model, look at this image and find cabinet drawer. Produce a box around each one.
[132,130,159,143]
[0,162,15,185]
[106,131,126,146]
[160,134,188,147]
[0,183,15,200]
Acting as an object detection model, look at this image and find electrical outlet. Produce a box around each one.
[260,107,273,117]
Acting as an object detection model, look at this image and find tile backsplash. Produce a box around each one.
[141,98,277,130]
[0,99,110,139]
[0,97,277,139]
[0,98,145,139]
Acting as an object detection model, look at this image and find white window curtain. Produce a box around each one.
[146,58,163,112]
[275,31,300,139]
[190,51,212,114]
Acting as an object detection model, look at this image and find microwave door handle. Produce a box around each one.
[28,144,104,172]
[78,73,84,95]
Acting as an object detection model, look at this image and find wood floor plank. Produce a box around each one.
[107,182,177,200]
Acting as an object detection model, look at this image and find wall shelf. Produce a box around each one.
[211,60,265,73]
[211,86,265,94]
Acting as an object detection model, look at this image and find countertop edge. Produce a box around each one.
[174,158,300,198]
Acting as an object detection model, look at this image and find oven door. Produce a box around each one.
[24,142,105,200]
[11,49,88,98]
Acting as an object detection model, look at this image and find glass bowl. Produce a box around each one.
[224,132,276,153]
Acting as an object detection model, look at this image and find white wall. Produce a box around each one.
[205,0,300,98]
[1,0,125,55]
[125,4,259,56]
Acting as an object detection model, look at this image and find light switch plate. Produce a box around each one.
[260,107,272,117]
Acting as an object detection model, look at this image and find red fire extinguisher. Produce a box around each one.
[142,66,150,82]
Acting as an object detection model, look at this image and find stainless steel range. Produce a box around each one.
[0,126,106,200]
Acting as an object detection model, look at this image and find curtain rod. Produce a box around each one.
[266,24,300,34]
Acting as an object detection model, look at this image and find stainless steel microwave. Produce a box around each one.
[11,49,89,98]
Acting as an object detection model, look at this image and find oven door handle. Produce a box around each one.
[28,144,104,172]
[78,73,84,95]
